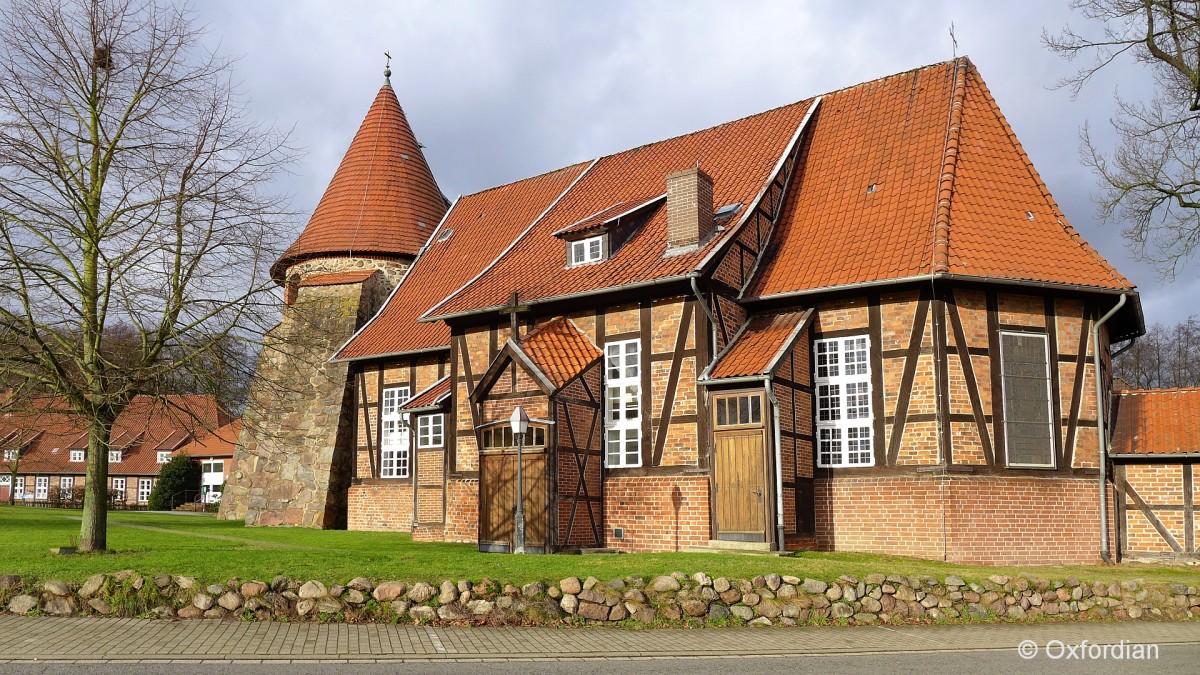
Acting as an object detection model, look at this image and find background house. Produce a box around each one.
[1,395,231,507]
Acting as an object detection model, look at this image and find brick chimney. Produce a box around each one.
[666,166,714,249]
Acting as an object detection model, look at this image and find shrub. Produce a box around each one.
[147,455,201,510]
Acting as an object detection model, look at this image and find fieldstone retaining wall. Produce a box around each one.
[1,571,1196,626]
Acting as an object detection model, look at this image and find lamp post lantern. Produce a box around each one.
[509,406,529,554]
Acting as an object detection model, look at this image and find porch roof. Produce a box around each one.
[702,310,812,383]
[399,377,451,412]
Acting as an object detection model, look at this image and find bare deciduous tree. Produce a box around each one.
[1046,0,1200,277]
[0,0,293,550]
[1113,315,1200,388]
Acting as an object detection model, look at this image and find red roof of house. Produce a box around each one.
[336,58,1132,362]
[426,98,814,319]
[399,377,451,411]
[520,318,602,389]
[175,419,242,459]
[274,84,447,278]
[705,311,810,381]
[1110,388,1200,456]
[747,60,1129,298]
[334,163,591,360]
[0,394,228,476]
[297,270,378,287]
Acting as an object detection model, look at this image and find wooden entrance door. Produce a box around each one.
[712,392,768,542]
[479,452,549,553]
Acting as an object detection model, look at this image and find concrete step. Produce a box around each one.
[681,540,795,556]
[706,539,771,551]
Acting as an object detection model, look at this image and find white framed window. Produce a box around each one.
[35,476,49,500]
[156,451,171,463]
[418,413,444,449]
[814,335,874,467]
[381,386,410,417]
[568,235,605,266]
[111,477,126,501]
[0,475,8,486]
[69,449,84,462]
[14,477,25,497]
[604,339,642,468]
[2,449,16,461]
[1000,332,1056,468]
[380,385,410,479]
[201,460,224,502]
[59,476,74,491]
[108,450,122,463]
[137,478,153,503]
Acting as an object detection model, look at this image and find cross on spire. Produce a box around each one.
[384,51,392,84]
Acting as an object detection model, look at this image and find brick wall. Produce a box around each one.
[347,482,412,532]
[443,478,478,543]
[604,475,710,552]
[815,474,1108,565]
[1119,463,1193,555]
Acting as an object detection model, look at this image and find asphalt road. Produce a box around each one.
[1,648,1198,675]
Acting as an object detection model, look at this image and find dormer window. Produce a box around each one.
[109,450,122,463]
[569,235,606,266]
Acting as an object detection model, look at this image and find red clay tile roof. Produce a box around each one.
[297,270,378,287]
[1110,388,1200,456]
[705,310,811,381]
[274,84,447,279]
[399,377,451,411]
[426,99,815,319]
[334,163,592,360]
[0,394,227,476]
[175,419,241,459]
[520,318,602,389]
[748,59,1130,298]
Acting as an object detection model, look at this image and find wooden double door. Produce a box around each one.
[479,451,549,553]
[712,391,770,543]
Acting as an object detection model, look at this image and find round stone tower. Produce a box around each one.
[221,68,447,528]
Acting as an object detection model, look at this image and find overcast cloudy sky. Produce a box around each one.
[198,0,1196,328]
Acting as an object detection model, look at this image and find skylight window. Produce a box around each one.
[437,228,453,243]
[568,235,606,266]
[715,202,742,219]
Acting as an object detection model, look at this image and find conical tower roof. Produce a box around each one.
[273,83,447,279]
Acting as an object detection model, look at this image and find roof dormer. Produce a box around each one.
[554,196,665,268]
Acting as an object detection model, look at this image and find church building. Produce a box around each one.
[221,58,1170,565]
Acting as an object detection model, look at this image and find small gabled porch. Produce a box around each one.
[700,309,814,552]
[470,317,604,553]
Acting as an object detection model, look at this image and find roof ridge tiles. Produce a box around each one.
[932,57,968,274]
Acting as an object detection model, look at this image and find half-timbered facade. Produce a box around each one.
[230,57,1161,565]
[1110,388,1200,559]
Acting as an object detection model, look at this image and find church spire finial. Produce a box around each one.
[383,51,392,85]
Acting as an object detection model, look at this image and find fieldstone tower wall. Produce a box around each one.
[220,261,406,527]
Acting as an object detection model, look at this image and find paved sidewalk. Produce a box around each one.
[0,617,1198,663]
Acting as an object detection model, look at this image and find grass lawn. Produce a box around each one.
[1,505,1195,587]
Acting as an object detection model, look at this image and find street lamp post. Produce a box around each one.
[510,406,529,554]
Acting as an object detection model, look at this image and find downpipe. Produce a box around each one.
[765,381,785,551]
[1093,293,1127,564]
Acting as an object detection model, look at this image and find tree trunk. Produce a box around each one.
[78,418,114,552]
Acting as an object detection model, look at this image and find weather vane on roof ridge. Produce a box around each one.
[384,51,392,84]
